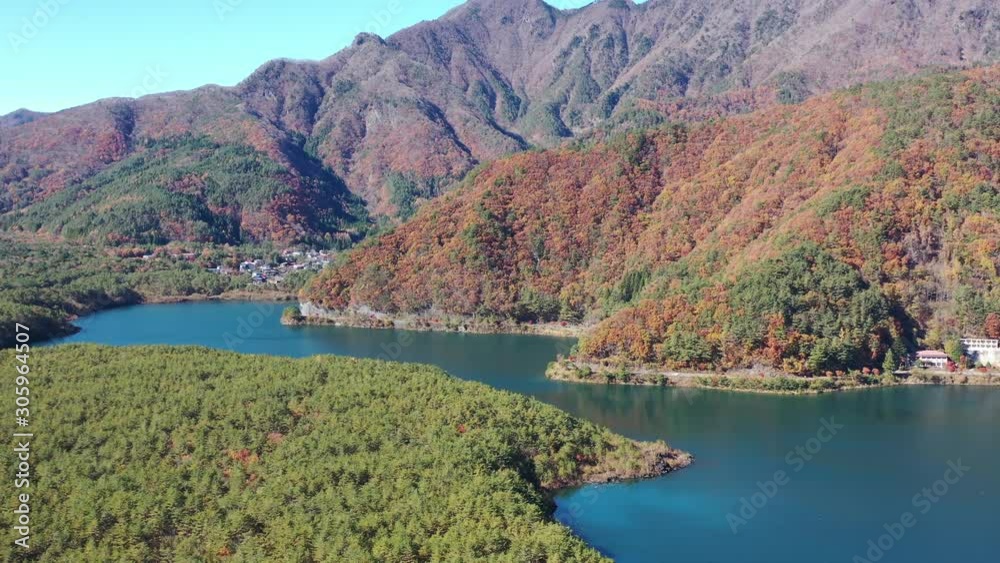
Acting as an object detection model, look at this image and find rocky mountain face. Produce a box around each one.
[303,66,1000,374]
[2,0,997,243]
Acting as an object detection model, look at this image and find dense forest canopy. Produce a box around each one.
[0,135,369,246]
[304,66,1000,374]
[0,346,684,561]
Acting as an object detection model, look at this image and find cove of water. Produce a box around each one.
[51,301,998,563]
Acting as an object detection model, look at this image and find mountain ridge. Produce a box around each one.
[2,0,997,244]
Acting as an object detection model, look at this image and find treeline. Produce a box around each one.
[303,66,1000,375]
[0,242,138,346]
[0,345,681,561]
[0,239,290,347]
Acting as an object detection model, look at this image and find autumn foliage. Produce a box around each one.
[305,67,1000,374]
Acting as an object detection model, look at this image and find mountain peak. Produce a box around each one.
[446,0,558,22]
[353,32,385,47]
[0,108,44,127]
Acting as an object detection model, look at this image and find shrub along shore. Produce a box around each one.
[546,359,1000,395]
[292,301,589,337]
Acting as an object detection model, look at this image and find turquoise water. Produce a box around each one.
[52,301,999,563]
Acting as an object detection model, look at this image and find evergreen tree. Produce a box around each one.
[882,349,898,375]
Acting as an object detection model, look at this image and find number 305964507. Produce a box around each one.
[15,324,30,419]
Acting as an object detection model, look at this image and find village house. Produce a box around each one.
[915,350,950,370]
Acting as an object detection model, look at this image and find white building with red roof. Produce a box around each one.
[916,350,950,370]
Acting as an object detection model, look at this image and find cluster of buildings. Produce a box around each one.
[222,249,333,284]
[916,338,1000,370]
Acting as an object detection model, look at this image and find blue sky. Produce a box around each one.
[1,0,484,115]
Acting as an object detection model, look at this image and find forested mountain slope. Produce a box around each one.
[2,0,995,241]
[303,66,1000,374]
[0,346,688,561]
[0,135,368,246]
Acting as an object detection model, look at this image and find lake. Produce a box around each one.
[51,301,998,563]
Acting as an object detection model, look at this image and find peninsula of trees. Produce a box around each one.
[0,346,689,561]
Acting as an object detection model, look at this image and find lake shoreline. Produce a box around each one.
[294,302,588,338]
[34,291,298,347]
[142,289,297,305]
[63,299,1000,398]
[546,359,1000,395]
[295,303,1000,395]
[547,441,694,491]
[44,300,1000,562]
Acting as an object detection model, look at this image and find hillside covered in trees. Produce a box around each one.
[2,0,995,233]
[303,66,1000,375]
[1,346,687,561]
[0,134,369,246]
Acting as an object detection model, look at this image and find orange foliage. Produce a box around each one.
[306,67,1000,372]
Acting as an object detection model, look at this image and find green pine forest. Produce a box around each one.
[0,346,685,562]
